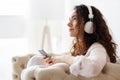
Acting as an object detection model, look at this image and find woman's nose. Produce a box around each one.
[67,21,72,27]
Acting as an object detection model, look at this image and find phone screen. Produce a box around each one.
[38,49,50,57]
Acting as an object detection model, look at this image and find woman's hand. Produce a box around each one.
[43,56,64,66]
[43,57,54,66]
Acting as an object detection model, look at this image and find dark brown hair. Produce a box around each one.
[71,4,117,63]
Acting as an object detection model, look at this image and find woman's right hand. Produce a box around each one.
[43,56,54,66]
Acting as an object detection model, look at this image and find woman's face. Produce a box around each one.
[67,11,78,37]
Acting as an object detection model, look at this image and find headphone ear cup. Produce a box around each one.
[84,21,94,34]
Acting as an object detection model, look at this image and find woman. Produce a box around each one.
[44,4,117,77]
[21,4,117,79]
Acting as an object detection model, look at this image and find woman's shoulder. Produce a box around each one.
[91,42,103,48]
[88,42,105,52]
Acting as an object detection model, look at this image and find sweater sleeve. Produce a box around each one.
[69,45,107,78]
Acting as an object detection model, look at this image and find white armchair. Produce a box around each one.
[12,54,120,80]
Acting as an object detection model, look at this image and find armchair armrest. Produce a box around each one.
[12,54,35,80]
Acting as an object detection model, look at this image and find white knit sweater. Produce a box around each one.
[69,42,110,78]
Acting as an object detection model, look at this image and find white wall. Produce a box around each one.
[0,16,26,38]
[30,0,65,20]
[0,0,30,80]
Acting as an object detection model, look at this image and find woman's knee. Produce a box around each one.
[21,66,38,80]
[27,55,45,67]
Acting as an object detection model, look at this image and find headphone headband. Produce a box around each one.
[86,5,94,19]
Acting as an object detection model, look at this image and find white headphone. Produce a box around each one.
[84,5,94,34]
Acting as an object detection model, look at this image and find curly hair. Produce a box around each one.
[71,4,117,63]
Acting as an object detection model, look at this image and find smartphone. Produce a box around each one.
[38,49,50,58]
